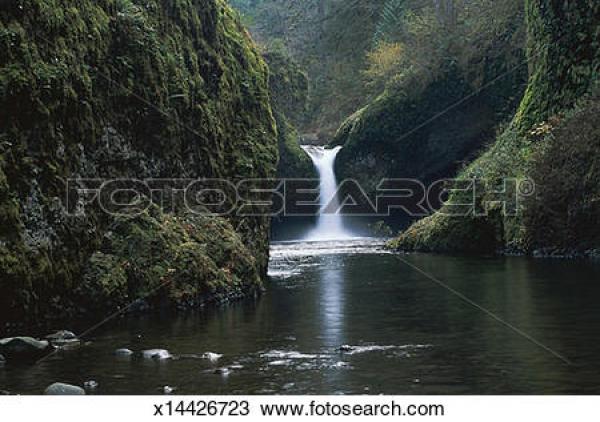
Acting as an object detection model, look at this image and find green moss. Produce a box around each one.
[333,61,526,197]
[262,51,315,179]
[390,0,600,255]
[0,0,277,325]
[388,212,500,254]
[274,111,315,179]
[523,89,600,251]
[78,206,261,313]
[263,52,308,127]
[515,0,600,130]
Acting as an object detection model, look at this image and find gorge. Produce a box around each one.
[0,0,599,396]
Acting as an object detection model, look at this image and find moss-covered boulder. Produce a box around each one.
[0,0,277,326]
[78,206,261,313]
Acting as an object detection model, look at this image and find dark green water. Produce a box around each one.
[2,239,600,395]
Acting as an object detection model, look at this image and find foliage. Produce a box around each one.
[372,0,406,48]
[365,0,526,96]
[230,0,382,137]
[333,0,527,203]
[524,89,600,251]
[363,41,405,92]
[390,0,600,255]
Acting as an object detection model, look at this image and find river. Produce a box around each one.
[2,238,600,394]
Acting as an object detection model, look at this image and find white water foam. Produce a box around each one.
[301,146,354,241]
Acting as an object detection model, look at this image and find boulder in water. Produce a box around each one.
[44,383,85,395]
[115,348,134,357]
[0,337,53,361]
[46,330,80,348]
[46,330,77,341]
[202,352,223,362]
[142,349,172,360]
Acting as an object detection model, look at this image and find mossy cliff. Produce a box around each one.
[332,40,526,200]
[390,0,600,255]
[263,51,315,180]
[0,0,278,327]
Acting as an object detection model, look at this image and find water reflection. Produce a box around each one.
[318,256,346,348]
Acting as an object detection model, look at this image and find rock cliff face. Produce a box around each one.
[0,0,278,327]
[389,0,600,255]
[332,61,526,201]
[263,51,315,180]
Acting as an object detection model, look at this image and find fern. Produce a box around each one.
[372,0,406,49]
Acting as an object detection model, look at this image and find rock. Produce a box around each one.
[142,349,172,360]
[84,380,99,390]
[46,331,81,348]
[0,337,53,361]
[163,386,175,394]
[202,352,223,362]
[338,345,354,352]
[44,383,85,395]
[46,330,77,341]
[0,354,5,366]
[114,348,134,357]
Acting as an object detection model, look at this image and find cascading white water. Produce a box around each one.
[301,145,353,241]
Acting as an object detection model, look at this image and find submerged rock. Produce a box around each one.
[142,349,172,360]
[115,349,133,358]
[84,380,99,390]
[0,337,53,361]
[44,383,85,395]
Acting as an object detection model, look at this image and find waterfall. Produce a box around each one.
[301,146,353,241]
